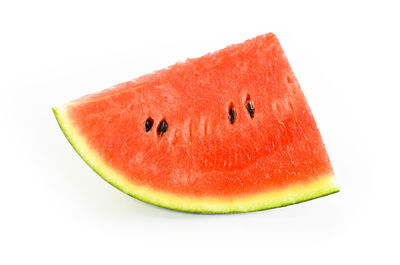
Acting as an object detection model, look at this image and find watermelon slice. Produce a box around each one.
[53,33,339,213]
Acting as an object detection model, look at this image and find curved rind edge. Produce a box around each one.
[53,106,340,213]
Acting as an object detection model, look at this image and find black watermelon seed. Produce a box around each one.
[157,120,168,136]
[145,118,154,132]
[247,101,255,118]
[229,107,236,124]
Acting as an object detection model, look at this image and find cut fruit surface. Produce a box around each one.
[53,33,339,213]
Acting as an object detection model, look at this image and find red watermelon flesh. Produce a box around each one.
[53,33,339,213]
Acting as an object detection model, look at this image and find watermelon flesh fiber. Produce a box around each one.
[53,33,339,213]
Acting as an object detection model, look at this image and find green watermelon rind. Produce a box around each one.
[53,106,339,213]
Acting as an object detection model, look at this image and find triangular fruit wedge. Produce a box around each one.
[53,33,339,213]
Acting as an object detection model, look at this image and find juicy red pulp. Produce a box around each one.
[67,33,333,198]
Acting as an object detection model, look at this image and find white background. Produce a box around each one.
[1,1,399,264]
